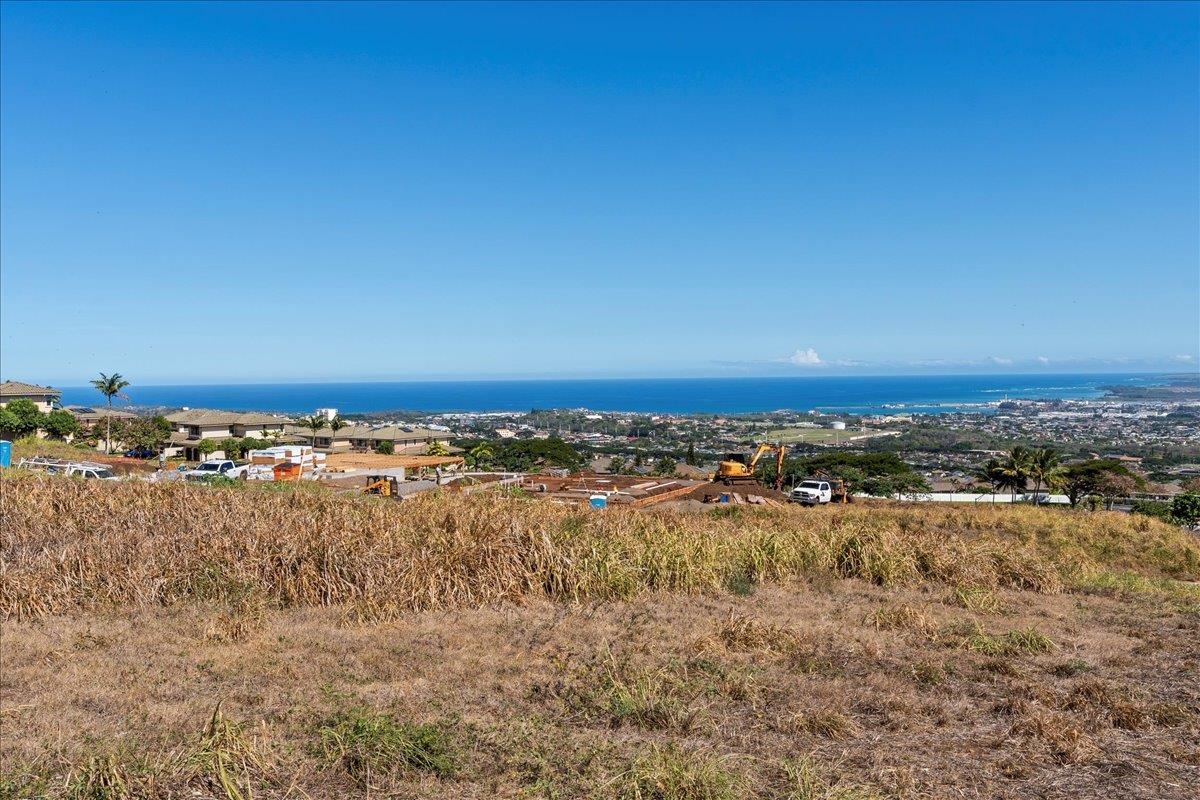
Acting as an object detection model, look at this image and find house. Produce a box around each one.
[164,409,292,460]
[284,423,454,454]
[0,381,62,413]
[67,406,139,427]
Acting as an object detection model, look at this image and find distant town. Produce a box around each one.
[2,373,1197,514]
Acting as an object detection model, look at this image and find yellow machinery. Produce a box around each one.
[714,443,786,490]
[363,475,395,496]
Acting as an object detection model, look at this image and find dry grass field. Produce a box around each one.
[2,474,1198,799]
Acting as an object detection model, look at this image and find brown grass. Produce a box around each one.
[4,475,1197,621]
[3,475,1200,798]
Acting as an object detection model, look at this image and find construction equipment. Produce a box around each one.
[362,475,395,496]
[714,443,786,490]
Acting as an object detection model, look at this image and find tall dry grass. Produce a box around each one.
[2,475,1197,620]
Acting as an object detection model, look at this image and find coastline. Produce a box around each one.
[52,372,1185,417]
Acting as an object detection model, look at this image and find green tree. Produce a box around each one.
[301,414,326,447]
[220,437,246,459]
[1058,460,1138,507]
[685,441,697,467]
[467,443,495,470]
[426,440,449,457]
[608,455,628,475]
[327,415,348,448]
[973,458,1005,504]
[998,446,1032,502]
[198,438,219,458]
[43,409,81,440]
[652,456,677,476]
[119,415,172,451]
[1171,493,1200,527]
[1027,447,1064,505]
[89,372,131,454]
[375,440,394,455]
[1,399,46,438]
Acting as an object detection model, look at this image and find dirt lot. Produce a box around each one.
[324,452,464,471]
[4,581,1198,798]
[3,479,1198,798]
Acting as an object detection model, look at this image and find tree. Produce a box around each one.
[118,415,172,451]
[1171,494,1200,527]
[375,440,394,455]
[685,442,697,467]
[301,414,326,447]
[652,456,677,476]
[327,415,348,448]
[608,455,628,475]
[467,443,495,470]
[426,440,449,457]
[1,399,46,438]
[43,409,81,440]
[0,409,20,437]
[220,437,246,459]
[973,458,1005,504]
[198,438,219,458]
[998,446,1032,502]
[1027,447,1063,505]
[1059,460,1137,507]
[89,372,130,454]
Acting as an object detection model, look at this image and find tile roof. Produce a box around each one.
[165,409,292,426]
[0,380,61,397]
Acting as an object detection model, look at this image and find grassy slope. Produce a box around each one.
[1,475,1198,799]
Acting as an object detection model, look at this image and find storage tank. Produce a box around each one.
[830,421,847,430]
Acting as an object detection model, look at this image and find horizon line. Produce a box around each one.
[39,368,1190,389]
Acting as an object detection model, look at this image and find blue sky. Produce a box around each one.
[1,1,1197,384]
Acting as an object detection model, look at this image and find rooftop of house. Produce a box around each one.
[165,409,293,427]
[283,423,451,441]
[0,381,62,398]
[66,405,139,420]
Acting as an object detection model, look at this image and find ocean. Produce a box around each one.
[55,373,1163,416]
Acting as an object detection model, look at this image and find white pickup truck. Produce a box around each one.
[17,456,120,480]
[183,459,248,481]
[790,480,834,506]
[62,464,120,480]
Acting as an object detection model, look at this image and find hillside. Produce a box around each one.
[2,475,1198,799]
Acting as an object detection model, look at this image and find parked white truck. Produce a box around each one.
[182,459,248,481]
[16,456,120,480]
[790,480,834,506]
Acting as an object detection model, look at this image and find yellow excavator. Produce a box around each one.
[714,443,786,490]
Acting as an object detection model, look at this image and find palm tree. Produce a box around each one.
[973,458,1005,504]
[327,415,347,450]
[426,440,449,457]
[301,414,326,448]
[89,372,130,454]
[1028,447,1063,506]
[998,446,1033,503]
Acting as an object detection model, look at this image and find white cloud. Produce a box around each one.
[1035,356,1050,364]
[1172,354,1196,362]
[786,348,823,366]
[987,356,1014,366]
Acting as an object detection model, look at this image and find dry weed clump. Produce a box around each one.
[4,475,1198,620]
[865,602,935,634]
[543,645,705,732]
[46,705,278,800]
[711,611,801,654]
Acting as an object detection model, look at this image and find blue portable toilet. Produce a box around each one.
[0,440,11,468]
[589,494,608,509]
